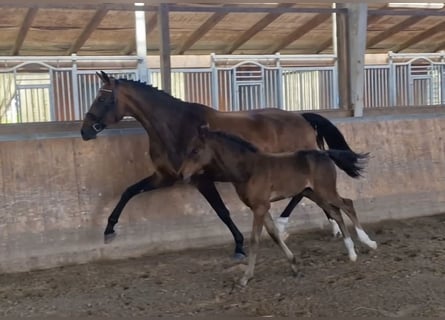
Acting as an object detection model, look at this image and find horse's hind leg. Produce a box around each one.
[277,193,341,240]
[276,193,303,241]
[264,212,299,276]
[303,190,358,262]
[339,197,377,250]
[194,178,246,259]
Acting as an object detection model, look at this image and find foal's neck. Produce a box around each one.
[210,138,257,182]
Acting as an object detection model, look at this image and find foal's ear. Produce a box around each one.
[96,70,110,84]
[197,123,210,139]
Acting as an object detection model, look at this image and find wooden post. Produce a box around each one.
[347,3,368,117]
[335,4,350,110]
[135,3,148,83]
[158,4,171,94]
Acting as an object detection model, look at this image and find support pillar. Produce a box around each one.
[336,3,367,117]
[135,3,148,83]
[158,3,171,94]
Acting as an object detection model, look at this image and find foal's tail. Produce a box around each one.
[326,149,369,179]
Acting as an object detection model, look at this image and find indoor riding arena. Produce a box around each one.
[1,0,445,317]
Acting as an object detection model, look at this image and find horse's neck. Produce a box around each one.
[123,86,211,170]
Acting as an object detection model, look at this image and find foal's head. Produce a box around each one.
[81,71,126,140]
[179,125,213,180]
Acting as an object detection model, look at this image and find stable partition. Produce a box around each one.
[1,113,445,272]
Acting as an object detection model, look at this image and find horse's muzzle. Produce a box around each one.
[80,128,97,141]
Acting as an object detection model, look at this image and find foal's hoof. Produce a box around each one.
[280,231,290,242]
[233,252,247,261]
[104,231,116,244]
[239,276,250,287]
[368,240,378,250]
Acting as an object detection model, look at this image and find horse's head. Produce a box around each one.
[179,124,213,181]
[81,71,125,140]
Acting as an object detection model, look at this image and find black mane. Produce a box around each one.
[210,130,259,153]
[118,78,185,101]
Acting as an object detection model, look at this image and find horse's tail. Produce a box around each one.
[301,112,353,151]
[326,149,369,179]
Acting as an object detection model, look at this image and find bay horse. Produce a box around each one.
[179,125,377,286]
[80,71,367,259]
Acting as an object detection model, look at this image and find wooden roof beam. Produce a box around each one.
[393,20,445,52]
[268,13,330,54]
[225,3,294,54]
[11,6,38,55]
[433,40,445,52]
[316,5,387,54]
[367,16,427,48]
[67,5,109,55]
[175,5,231,55]
[122,14,158,55]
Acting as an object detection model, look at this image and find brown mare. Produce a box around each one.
[179,125,377,286]
[80,71,368,259]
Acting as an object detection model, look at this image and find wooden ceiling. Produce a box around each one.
[0,2,445,56]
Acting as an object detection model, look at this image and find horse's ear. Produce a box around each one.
[96,70,110,84]
[198,123,210,139]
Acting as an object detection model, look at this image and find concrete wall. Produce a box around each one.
[1,113,445,272]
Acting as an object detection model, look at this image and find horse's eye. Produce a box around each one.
[98,97,105,103]
[191,148,198,155]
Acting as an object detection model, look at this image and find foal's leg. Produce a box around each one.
[304,191,358,262]
[240,205,267,286]
[263,212,299,276]
[104,173,175,242]
[338,197,377,250]
[193,177,246,259]
[277,193,342,240]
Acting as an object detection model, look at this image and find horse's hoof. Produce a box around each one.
[104,231,116,244]
[293,270,304,279]
[233,252,247,261]
[334,231,342,239]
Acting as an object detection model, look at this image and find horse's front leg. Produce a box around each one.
[104,172,175,243]
[193,177,246,260]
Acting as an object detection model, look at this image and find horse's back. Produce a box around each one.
[208,108,318,153]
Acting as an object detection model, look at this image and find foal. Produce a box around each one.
[179,126,377,286]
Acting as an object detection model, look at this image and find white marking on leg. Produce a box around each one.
[275,217,289,241]
[355,227,378,249]
[343,237,357,262]
[329,218,342,238]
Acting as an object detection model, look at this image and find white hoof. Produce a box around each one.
[368,240,378,250]
[275,217,289,241]
[349,252,358,262]
[329,219,342,238]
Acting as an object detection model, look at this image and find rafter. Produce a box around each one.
[175,5,231,55]
[122,14,158,55]
[225,3,293,54]
[393,20,445,52]
[11,6,38,55]
[367,16,426,48]
[433,39,445,52]
[315,5,387,54]
[268,13,330,54]
[67,5,109,55]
